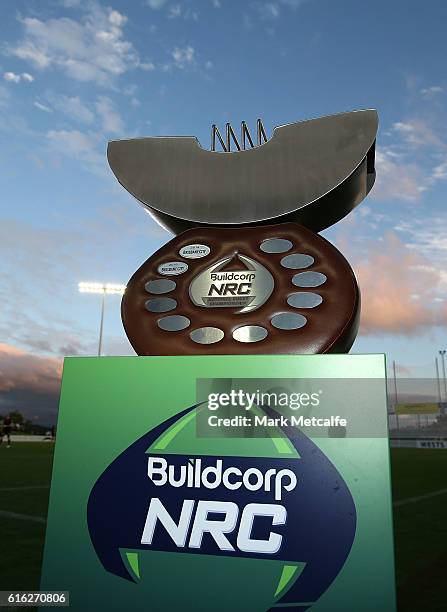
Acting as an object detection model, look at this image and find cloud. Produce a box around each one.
[354,233,446,335]
[252,0,306,19]
[395,216,447,260]
[0,343,62,424]
[377,113,447,197]
[169,4,182,18]
[95,95,124,134]
[45,128,105,175]
[171,46,195,68]
[430,158,447,182]
[372,148,422,202]
[162,45,208,72]
[0,218,93,357]
[146,0,168,8]
[51,94,94,124]
[47,128,98,156]
[391,119,445,148]
[7,5,143,86]
[4,71,21,83]
[167,4,199,20]
[34,101,52,113]
[420,85,443,97]
[0,203,166,370]
[3,71,34,83]
[255,2,281,19]
[42,95,124,174]
[108,10,127,27]
[0,343,62,394]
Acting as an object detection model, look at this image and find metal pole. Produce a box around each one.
[393,360,399,429]
[98,288,106,356]
[439,351,447,402]
[435,357,442,404]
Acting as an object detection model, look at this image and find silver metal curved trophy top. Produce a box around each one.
[108,109,378,234]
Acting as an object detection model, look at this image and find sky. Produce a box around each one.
[0,0,446,423]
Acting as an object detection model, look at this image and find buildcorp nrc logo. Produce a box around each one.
[208,271,256,296]
[87,405,357,609]
[142,456,296,555]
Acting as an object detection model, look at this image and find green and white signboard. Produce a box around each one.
[41,354,396,611]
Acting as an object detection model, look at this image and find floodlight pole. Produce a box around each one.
[439,350,447,404]
[392,360,399,430]
[435,357,442,405]
[98,288,106,357]
[78,282,125,357]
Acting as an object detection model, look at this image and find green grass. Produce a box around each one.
[1,444,447,610]
[391,449,447,611]
[0,443,53,592]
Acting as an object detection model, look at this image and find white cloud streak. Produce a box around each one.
[45,129,104,175]
[372,148,422,202]
[95,96,124,134]
[8,5,143,86]
[34,101,52,113]
[391,119,445,148]
[52,95,94,124]
[420,85,443,97]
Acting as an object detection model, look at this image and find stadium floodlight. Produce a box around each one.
[78,282,126,295]
[78,282,126,356]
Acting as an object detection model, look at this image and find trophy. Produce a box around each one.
[41,110,397,612]
[108,110,378,355]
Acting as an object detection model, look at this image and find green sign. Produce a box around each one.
[41,354,396,611]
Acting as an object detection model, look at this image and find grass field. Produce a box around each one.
[1,443,446,610]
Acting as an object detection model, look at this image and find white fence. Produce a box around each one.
[6,435,54,442]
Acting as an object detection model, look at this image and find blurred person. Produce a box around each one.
[0,414,12,448]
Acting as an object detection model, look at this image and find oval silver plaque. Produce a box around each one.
[280,253,314,269]
[292,271,327,287]
[179,244,211,259]
[190,327,224,344]
[271,312,307,330]
[232,325,268,343]
[145,297,177,313]
[158,315,190,331]
[145,279,176,294]
[287,292,323,308]
[158,261,188,276]
[260,238,293,254]
[189,253,274,314]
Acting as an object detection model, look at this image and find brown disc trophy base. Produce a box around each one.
[122,223,360,356]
